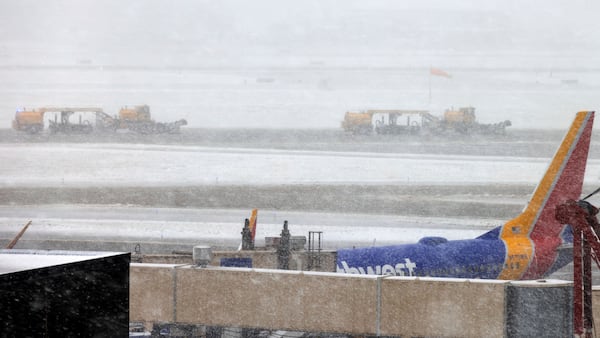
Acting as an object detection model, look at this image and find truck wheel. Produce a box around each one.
[28,125,41,134]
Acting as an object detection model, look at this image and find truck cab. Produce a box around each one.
[12,109,44,134]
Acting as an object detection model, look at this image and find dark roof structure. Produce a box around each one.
[0,249,130,336]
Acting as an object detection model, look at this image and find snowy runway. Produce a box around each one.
[2,143,599,187]
[1,141,598,253]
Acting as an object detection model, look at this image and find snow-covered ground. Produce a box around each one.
[2,143,599,187]
[0,141,597,252]
[0,205,501,252]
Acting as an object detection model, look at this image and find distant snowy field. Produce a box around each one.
[2,143,600,187]
[0,206,500,251]
[2,141,600,252]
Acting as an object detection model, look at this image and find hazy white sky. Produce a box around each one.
[1,1,598,68]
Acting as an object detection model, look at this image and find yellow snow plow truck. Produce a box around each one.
[341,107,511,135]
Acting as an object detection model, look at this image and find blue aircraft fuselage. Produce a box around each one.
[336,227,573,279]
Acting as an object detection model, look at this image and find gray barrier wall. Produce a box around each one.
[506,280,573,337]
[130,264,576,337]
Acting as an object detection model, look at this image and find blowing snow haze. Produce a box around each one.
[0,0,599,128]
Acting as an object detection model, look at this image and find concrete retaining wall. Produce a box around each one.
[380,278,507,337]
[130,264,176,323]
[131,263,575,337]
[175,267,378,334]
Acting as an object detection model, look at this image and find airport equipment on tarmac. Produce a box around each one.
[341,106,511,135]
[5,220,32,249]
[555,194,600,338]
[11,107,103,134]
[48,107,102,134]
[12,105,187,134]
[11,109,45,134]
[107,105,188,134]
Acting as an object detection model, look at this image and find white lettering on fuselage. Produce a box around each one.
[337,258,417,276]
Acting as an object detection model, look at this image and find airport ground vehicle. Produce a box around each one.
[341,107,511,135]
[556,198,600,336]
[109,105,188,134]
[11,109,44,134]
[12,107,102,134]
[12,105,187,134]
[47,108,101,134]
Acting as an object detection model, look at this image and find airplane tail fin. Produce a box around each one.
[249,208,258,241]
[498,111,594,279]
